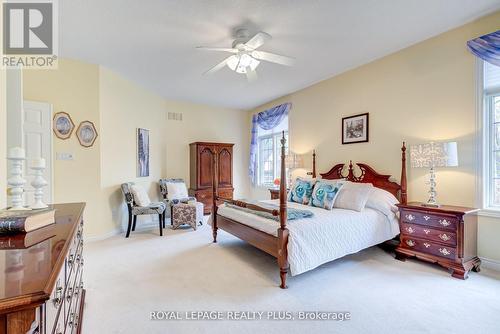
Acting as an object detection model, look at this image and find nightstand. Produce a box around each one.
[395,202,481,279]
[269,188,289,200]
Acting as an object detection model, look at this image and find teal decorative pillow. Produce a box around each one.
[287,177,315,205]
[310,181,343,210]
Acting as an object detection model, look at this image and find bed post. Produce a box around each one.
[278,131,289,289]
[212,148,218,243]
[401,142,407,205]
[312,150,316,178]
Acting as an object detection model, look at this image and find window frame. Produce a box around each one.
[484,92,500,210]
[256,131,289,187]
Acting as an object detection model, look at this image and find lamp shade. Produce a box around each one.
[410,142,458,168]
[286,153,304,169]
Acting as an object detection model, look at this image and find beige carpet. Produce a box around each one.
[82,219,500,334]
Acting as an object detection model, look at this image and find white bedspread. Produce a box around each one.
[217,200,400,276]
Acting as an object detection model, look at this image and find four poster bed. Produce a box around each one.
[211,133,407,288]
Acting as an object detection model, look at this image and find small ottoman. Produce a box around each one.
[171,202,204,230]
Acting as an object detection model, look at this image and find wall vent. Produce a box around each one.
[167,112,183,121]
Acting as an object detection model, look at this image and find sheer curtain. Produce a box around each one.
[249,103,291,185]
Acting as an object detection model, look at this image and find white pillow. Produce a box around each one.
[365,187,399,217]
[166,182,188,200]
[130,185,151,206]
[333,181,374,212]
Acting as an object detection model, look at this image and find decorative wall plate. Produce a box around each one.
[76,121,98,148]
[53,112,75,140]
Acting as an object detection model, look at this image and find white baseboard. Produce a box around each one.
[480,257,500,272]
[85,228,122,243]
[84,217,172,243]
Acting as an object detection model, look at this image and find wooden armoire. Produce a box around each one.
[188,142,234,214]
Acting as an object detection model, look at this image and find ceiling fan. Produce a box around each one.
[197,29,294,82]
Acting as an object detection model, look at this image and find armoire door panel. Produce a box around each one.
[198,146,214,189]
[217,147,232,188]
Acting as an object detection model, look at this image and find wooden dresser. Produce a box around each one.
[189,142,234,214]
[0,203,86,334]
[395,202,480,279]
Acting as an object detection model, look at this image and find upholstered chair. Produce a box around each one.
[121,182,167,238]
[159,178,204,227]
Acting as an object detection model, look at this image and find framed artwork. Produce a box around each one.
[137,128,150,177]
[76,121,98,148]
[342,113,369,144]
[53,112,75,140]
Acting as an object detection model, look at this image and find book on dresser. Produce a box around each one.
[0,208,55,234]
[0,224,56,249]
[395,202,481,279]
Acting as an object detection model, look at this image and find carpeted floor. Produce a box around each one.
[82,219,500,334]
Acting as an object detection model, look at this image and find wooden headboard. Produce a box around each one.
[315,143,407,204]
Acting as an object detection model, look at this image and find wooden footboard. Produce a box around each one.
[216,215,280,257]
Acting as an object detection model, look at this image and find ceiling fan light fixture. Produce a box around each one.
[226,53,260,74]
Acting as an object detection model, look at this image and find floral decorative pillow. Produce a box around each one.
[287,177,315,205]
[310,181,343,210]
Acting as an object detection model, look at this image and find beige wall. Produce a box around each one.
[23,60,102,231]
[164,100,250,198]
[99,66,168,235]
[23,60,249,238]
[249,11,500,262]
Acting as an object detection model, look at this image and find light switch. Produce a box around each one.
[56,152,74,160]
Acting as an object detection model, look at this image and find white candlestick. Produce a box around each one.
[30,161,48,209]
[7,148,30,211]
[8,147,25,159]
[31,158,46,169]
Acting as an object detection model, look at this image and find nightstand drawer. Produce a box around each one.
[400,209,458,231]
[401,237,456,260]
[400,223,457,246]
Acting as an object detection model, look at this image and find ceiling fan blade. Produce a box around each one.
[244,32,271,50]
[196,46,238,53]
[246,68,258,82]
[251,51,295,66]
[203,56,233,75]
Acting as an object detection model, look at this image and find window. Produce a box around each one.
[483,61,500,209]
[256,116,288,186]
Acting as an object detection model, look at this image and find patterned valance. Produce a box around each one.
[467,30,500,66]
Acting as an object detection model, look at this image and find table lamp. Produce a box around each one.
[410,141,458,207]
[286,152,304,186]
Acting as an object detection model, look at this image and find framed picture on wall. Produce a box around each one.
[342,113,369,144]
[53,112,75,140]
[76,121,98,148]
[137,128,150,177]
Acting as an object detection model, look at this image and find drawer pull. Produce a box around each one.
[405,226,415,234]
[439,248,451,256]
[423,229,430,235]
[439,234,451,241]
[423,215,430,221]
[439,219,451,227]
[406,240,415,247]
[68,254,74,267]
[423,242,431,248]
[405,214,415,221]
[66,287,73,301]
[53,286,63,307]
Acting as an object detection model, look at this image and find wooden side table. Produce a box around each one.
[395,202,481,279]
[269,188,290,200]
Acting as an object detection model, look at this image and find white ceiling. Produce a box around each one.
[60,0,500,110]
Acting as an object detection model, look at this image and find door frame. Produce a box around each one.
[23,100,54,204]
